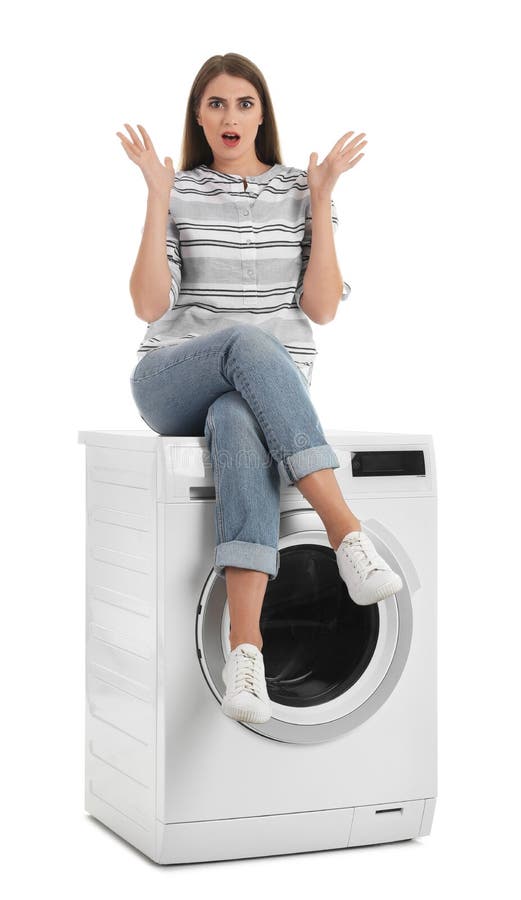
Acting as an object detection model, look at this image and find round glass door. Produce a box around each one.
[196,511,414,744]
[261,542,379,707]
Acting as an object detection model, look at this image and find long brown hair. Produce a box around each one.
[178,53,283,171]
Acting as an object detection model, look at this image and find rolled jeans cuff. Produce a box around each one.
[277,443,340,487]
[214,540,280,581]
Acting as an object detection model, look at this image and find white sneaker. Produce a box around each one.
[221,643,272,724]
[335,529,403,605]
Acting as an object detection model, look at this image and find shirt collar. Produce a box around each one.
[198,163,283,184]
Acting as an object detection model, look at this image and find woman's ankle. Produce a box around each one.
[230,633,263,652]
[328,518,362,552]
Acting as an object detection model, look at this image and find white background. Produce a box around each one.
[2,0,519,893]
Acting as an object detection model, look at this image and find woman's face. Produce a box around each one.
[196,73,264,172]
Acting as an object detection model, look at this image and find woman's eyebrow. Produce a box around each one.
[207,95,256,101]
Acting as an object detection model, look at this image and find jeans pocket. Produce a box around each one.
[295,361,313,388]
[130,347,167,383]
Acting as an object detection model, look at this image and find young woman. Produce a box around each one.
[117,53,402,724]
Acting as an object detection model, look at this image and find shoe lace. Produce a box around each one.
[340,534,382,579]
[232,649,264,698]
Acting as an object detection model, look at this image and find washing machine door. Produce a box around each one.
[196,509,416,744]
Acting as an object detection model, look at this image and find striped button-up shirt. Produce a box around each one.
[132,162,350,385]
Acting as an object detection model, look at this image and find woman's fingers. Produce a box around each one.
[116,131,135,149]
[333,131,355,151]
[345,153,365,169]
[119,140,140,162]
[136,124,155,153]
[337,132,366,154]
[341,138,367,161]
[123,123,145,151]
[324,131,366,164]
[117,124,159,160]
[116,132,140,160]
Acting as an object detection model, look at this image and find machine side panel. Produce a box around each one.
[83,443,159,860]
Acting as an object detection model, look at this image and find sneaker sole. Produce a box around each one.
[221,700,272,723]
[352,575,403,605]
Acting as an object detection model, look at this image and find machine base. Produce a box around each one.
[86,793,436,865]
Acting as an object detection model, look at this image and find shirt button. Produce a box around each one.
[242,209,249,216]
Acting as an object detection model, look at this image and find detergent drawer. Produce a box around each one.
[348,799,426,846]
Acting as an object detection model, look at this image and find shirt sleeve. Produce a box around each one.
[139,210,183,312]
[294,196,351,308]
[166,210,183,310]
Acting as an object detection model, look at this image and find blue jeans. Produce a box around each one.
[129,324,340,581]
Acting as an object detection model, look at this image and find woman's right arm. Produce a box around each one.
[129,190,172,322]
[116,123,177,323]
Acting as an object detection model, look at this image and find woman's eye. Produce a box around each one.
[209,100,253,109]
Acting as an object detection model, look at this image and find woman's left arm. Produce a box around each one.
[300,131,367,324]
[299,190,345,324]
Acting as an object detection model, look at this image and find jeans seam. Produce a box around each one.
[207,405,226,545]
[286,455,297,483]
[226,347,283,464]
[131,349,222,383]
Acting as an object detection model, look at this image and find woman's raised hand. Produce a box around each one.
[307,131,367,195]
[116,123,176,197]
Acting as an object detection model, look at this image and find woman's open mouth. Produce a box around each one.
[221,133,241,147]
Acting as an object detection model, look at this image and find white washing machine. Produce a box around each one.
[77,428,437,865]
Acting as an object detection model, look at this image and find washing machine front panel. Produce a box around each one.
[157,435,435,824]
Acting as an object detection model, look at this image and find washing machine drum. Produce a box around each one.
[261,543,379,707]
